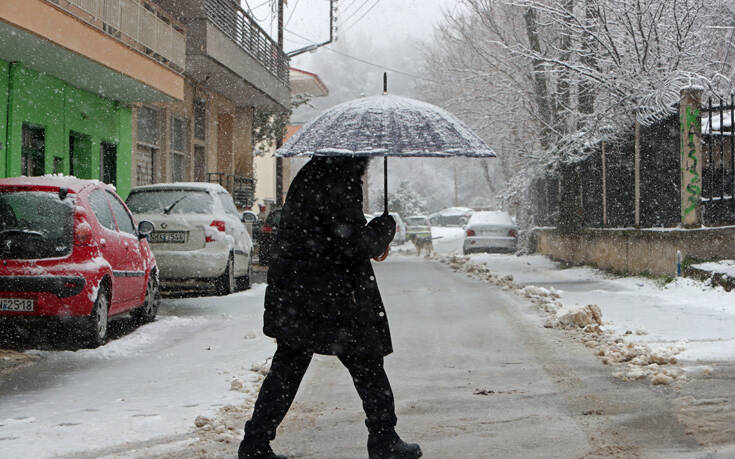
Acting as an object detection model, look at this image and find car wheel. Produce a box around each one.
[133,272,160,324]
[238,256,253,291]
[216,253,235,296]
[85,286,109,348]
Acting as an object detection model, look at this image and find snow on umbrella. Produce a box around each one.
[276,80,496,213]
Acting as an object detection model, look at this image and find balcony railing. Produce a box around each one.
[203,0,289,87]
[48,0,186,71]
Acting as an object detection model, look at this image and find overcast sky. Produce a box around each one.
[245,0,462,115]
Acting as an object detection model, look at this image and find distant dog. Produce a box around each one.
[412,236,433,256]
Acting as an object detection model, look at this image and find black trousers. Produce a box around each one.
[242,343,398,444]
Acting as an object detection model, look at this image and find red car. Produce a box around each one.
[0,177,158,347]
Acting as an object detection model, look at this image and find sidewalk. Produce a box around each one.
[430,227,735,374]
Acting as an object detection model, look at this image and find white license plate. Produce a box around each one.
[0,298,35,312]
[150,231,187,243]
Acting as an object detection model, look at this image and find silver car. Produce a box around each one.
[126,183,253,294]
[462,211,517,254]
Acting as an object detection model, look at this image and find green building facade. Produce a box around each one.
[0,59,132,197]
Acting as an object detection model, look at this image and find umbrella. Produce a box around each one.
[276,74,496,214]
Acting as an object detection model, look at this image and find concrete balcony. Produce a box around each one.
[0,0,184,101]
[153,0,291,112]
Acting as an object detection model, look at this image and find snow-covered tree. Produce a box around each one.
[419,0,730,226]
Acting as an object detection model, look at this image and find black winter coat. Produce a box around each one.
[262,157,396,356]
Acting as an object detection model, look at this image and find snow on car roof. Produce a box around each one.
[467,211,515,226]
[129,182,228,193]
[0,175,103,192]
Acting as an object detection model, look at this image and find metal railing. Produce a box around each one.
[203,0,289,87]
[702,96,735,225]
[49,0,186,71]
[208,172,255,208]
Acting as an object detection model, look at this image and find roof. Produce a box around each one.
[129,182,227,193]
[0,175,103,192]
[289,67,329,97]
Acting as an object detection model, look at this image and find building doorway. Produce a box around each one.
[69,132,92,178]
[100,142,117,186]
[21,124,45,176]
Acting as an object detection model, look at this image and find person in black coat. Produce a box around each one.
[238,156,422,459]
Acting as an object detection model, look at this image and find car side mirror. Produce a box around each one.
[138,220,154,239]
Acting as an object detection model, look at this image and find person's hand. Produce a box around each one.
[369,213,396,238]
[373,246,390,262]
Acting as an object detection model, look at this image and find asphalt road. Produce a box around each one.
[259,258,718,458]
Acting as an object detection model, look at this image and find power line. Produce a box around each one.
[285,0,301,26]
[284,27,439,84]
[340,0,372,25]
[341,0,381,33]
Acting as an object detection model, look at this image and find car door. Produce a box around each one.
[87,188,129,311]
[106,190,147,308]
[216,191,251,276]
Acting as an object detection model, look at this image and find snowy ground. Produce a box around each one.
[429,225,735,373]
[0,285,275,458]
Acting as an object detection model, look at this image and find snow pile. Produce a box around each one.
[438,255,688,385]
[192,358,272,447]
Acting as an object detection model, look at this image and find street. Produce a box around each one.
[2,256,733,458]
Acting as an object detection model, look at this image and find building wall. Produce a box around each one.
[0,59,132,195]
[132,82,255,201]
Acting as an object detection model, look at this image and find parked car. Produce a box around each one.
[256,208,281,266]
[405,215,431,242]
[0,176,158,347]
[462,210,518,254]
[429,207,474,227]
[241,210,259,238]
[125,183,253,294]
[389,212,408,245]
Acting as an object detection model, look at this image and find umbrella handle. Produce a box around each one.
[383,155,388,216]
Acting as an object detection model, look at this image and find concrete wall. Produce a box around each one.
[535,227,735,276]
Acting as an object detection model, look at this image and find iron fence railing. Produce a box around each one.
[701,96,735,225]
[203,0,289,87]
[208,172,255,208]
[49,0,186,70]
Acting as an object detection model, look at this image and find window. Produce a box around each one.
[107,191,136,236]
[100,142,117,186]
[217,192,239,217]
[126,189,214,215]
[88,189,115,231]
[21,124,45,176]
[171,115,188,182]
[137,106,160,146]
[194,98,206,140]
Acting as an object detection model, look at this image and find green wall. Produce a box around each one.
[0,60,132,197]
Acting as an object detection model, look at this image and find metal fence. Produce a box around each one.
[51,0,186,70]
[702,96,735,225]
[530,114,681,229]
[204,0,290,86]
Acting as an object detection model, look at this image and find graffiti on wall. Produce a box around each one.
[682,106,701,218]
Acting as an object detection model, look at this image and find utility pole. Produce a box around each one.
[275,0,285,206]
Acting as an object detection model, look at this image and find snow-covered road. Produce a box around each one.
[2,248,735,457]
[0,286,276,458]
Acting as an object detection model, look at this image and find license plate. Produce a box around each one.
[0,298,35,312]
[150,231,187,243]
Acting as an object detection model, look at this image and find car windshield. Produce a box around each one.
[126,190,215,215]
[0,191,74,259]
[406,217,428,226]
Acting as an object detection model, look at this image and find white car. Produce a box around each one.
[462,211,517,254]
[389,212,408,245]
[126,183,253,294]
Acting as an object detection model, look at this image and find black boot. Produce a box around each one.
[237,441,287,459]
[367,432,422,459]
